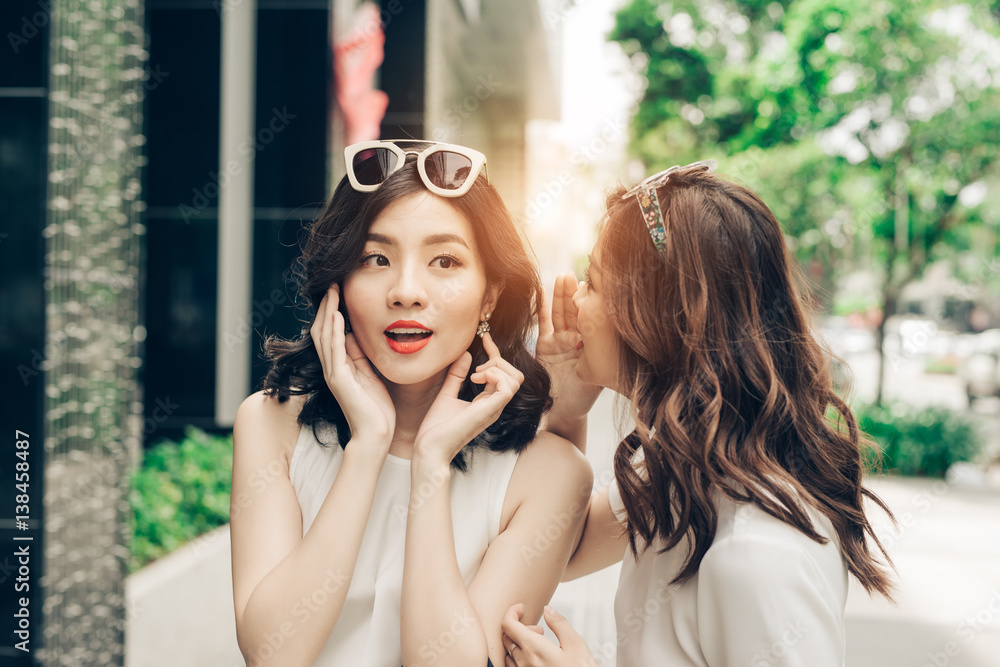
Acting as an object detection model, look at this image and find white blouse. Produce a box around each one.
[288,420,520,666]
[607,477,849,666]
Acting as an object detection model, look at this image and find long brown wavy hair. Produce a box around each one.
[602,167,895,598]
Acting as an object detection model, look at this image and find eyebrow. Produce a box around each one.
[367,232,471,250]
[588,254,600,272]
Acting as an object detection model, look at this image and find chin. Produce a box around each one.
[577,363,613,391]
[372,364,437,387]
[375,355,456,387]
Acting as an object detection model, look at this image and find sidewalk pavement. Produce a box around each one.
[845,475,1000,667]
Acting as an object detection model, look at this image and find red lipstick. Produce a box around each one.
[384,320,433,354]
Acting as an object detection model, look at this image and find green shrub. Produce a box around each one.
[129,426,233,573]
[855,403,983,478]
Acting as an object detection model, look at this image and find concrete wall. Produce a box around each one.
[125,525,244,667]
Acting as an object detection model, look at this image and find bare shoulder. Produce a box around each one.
[501,431,593,529]
[233,390,308,467]
[517,430,591,474]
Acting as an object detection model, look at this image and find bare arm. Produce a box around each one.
[477,434,594,666]
[233,284,397,665]
[399,432,593,667]
[230,391,389,667]
[400,452,490,666]
[562,482,629,582]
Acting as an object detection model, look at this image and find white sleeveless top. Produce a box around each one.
[608,477,849,666]
[288,420,520,667]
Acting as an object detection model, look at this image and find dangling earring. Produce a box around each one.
[476,313,491,338]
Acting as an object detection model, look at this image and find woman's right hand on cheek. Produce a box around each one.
[537,273,603,422]
[311,284,395,448]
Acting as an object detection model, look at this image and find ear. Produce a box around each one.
[481,280,504,318]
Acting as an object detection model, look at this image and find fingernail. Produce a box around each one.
[544,605,555,615]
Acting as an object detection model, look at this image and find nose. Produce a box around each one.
[386,262,427,309]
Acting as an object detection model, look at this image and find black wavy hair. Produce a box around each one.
[259,148,552,471]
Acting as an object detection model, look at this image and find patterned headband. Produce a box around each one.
[621,159,717,254]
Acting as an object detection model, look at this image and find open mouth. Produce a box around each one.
[384,328,433,343]
[384,322,433,354]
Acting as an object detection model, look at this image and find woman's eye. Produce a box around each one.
[584,267,594,288]
[433,255,462,269]
[360,253,389,267]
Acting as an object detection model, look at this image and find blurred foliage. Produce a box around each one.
[856,402,983,477]
[611,0,1000,402]
[129,426,233,573]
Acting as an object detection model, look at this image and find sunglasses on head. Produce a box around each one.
[345,140,490,198]
[622,159,717,255]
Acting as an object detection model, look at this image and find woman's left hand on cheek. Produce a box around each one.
[501,604,598,667]
[413,332,523,467]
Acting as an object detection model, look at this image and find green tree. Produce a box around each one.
[611,0,1000,404]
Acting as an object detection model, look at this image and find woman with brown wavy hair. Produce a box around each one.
[501,160,895,666]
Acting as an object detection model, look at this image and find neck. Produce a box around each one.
[383,370,448,459]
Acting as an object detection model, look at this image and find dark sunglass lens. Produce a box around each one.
[352,148,398,186]
[424,151,474,191]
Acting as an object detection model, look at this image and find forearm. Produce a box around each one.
[237,444,385,667]
[401,457,488,667]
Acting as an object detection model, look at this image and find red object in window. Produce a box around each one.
[334,3,390,145]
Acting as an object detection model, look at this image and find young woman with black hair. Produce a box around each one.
[230,140,591,667]
[501,161,895,666]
